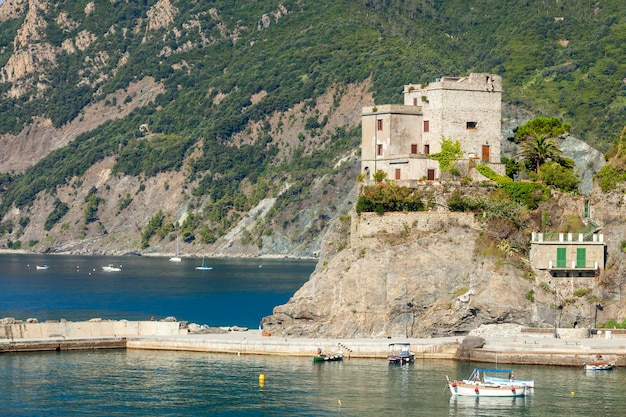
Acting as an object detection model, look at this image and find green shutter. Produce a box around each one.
[557,248,566,268]
[576,248,586,268]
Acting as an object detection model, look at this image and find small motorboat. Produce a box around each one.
[584,361,615,371]
[388,342,415,364]
[481,368,534,390]
[36,265,50,270]
[313,348,344,363]
[102,264,122,272]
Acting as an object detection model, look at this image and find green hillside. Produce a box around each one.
[0,0,624,247]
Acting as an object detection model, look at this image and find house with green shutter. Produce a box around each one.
[529,232,606,278]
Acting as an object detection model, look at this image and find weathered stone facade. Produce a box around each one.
[361,73,504,183]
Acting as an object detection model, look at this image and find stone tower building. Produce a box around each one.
[361,73,504,184]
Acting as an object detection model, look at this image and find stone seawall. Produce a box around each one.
[0,320,184,340]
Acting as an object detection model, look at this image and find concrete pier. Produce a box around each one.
[2,320,626,366]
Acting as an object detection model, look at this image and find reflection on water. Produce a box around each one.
[2,351,625,416]
[449,395,531,416]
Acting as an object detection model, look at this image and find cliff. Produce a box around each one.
[262,185,626,338]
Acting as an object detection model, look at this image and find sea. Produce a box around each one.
[1,254,626,416]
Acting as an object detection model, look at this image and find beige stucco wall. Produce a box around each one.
[529,233,606,271]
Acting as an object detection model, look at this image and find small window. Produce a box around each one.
[411,144,418,154]
[395,169,401,180]
[377,119,383,131]
[466,121,477,129]
[427,169,435,181]
[424,120,430,132]
[377,144,383,156]
[423,144,430,155]
[413,98,418,106]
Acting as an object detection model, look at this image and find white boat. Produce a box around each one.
[169,236,182,262]
[447,370,530,397]
[36,265,50,270]
[584,361,615,370]
[195,257,213,270]
[102,264,122,272]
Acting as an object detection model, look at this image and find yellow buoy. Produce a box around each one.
[571,391,575,395]
[259,373,265,387]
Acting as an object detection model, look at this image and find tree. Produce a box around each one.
[428,138,463,172]
[516,132,565,173]
[513,117,571,144]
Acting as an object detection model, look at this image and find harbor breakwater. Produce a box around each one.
[2,320,626,367]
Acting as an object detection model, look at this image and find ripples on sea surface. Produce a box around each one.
[1,351,626,416]
[1,254,626,416]
[0,254,314,328]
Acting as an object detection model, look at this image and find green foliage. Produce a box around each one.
[538,161,580,192]
[428,138,463,172]
[476,165,512,184]
[596,127,626,192]
[44,199,70,231]
[525,290,535,302]
[373,170,387,183]
[141,210,167,249]
[573,288,592,297]
[356,183,425,214]
[597,319,626,329]
[117,193,133,214]
[513,117,571,143]
[501,181,550,210]
[516,132,565,174]
[84,187,103,224]
[476,165,550,209]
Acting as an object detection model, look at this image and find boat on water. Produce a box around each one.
[36,265,49,270]
[169,236,182,262]
[387,342,415,364]
[195,256,213,270]
[481,368,534,390]
[313,348,344,363]
[584,361,615,370]
[102,264,122,272]
[446,369,531,397]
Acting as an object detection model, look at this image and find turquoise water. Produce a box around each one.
[1,254,626,416]
[1,351,625,416]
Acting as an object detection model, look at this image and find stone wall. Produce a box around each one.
[0,320,184,340]
[351,211,477,246]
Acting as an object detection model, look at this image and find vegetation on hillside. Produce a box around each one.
[596,127,626,192]
[0,0,624,246]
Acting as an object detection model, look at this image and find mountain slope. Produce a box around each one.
[0,0,624,255]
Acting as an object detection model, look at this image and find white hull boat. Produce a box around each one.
[584,361,615,370]
[447,377,529,397]
[102,264,122,272]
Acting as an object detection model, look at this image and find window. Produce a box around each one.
[423,144,430,155]
[413,98,418,106]
[411,144,418,154]
[424,120,429,132]
[377,144,383,156]
[466,121,477,129]
[427,169,435,181]
[395,169,401,180]
[377,119,383,131]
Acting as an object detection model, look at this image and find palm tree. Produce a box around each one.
[516,132,564,173]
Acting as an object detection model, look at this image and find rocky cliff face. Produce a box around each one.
[262,185,626,338]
